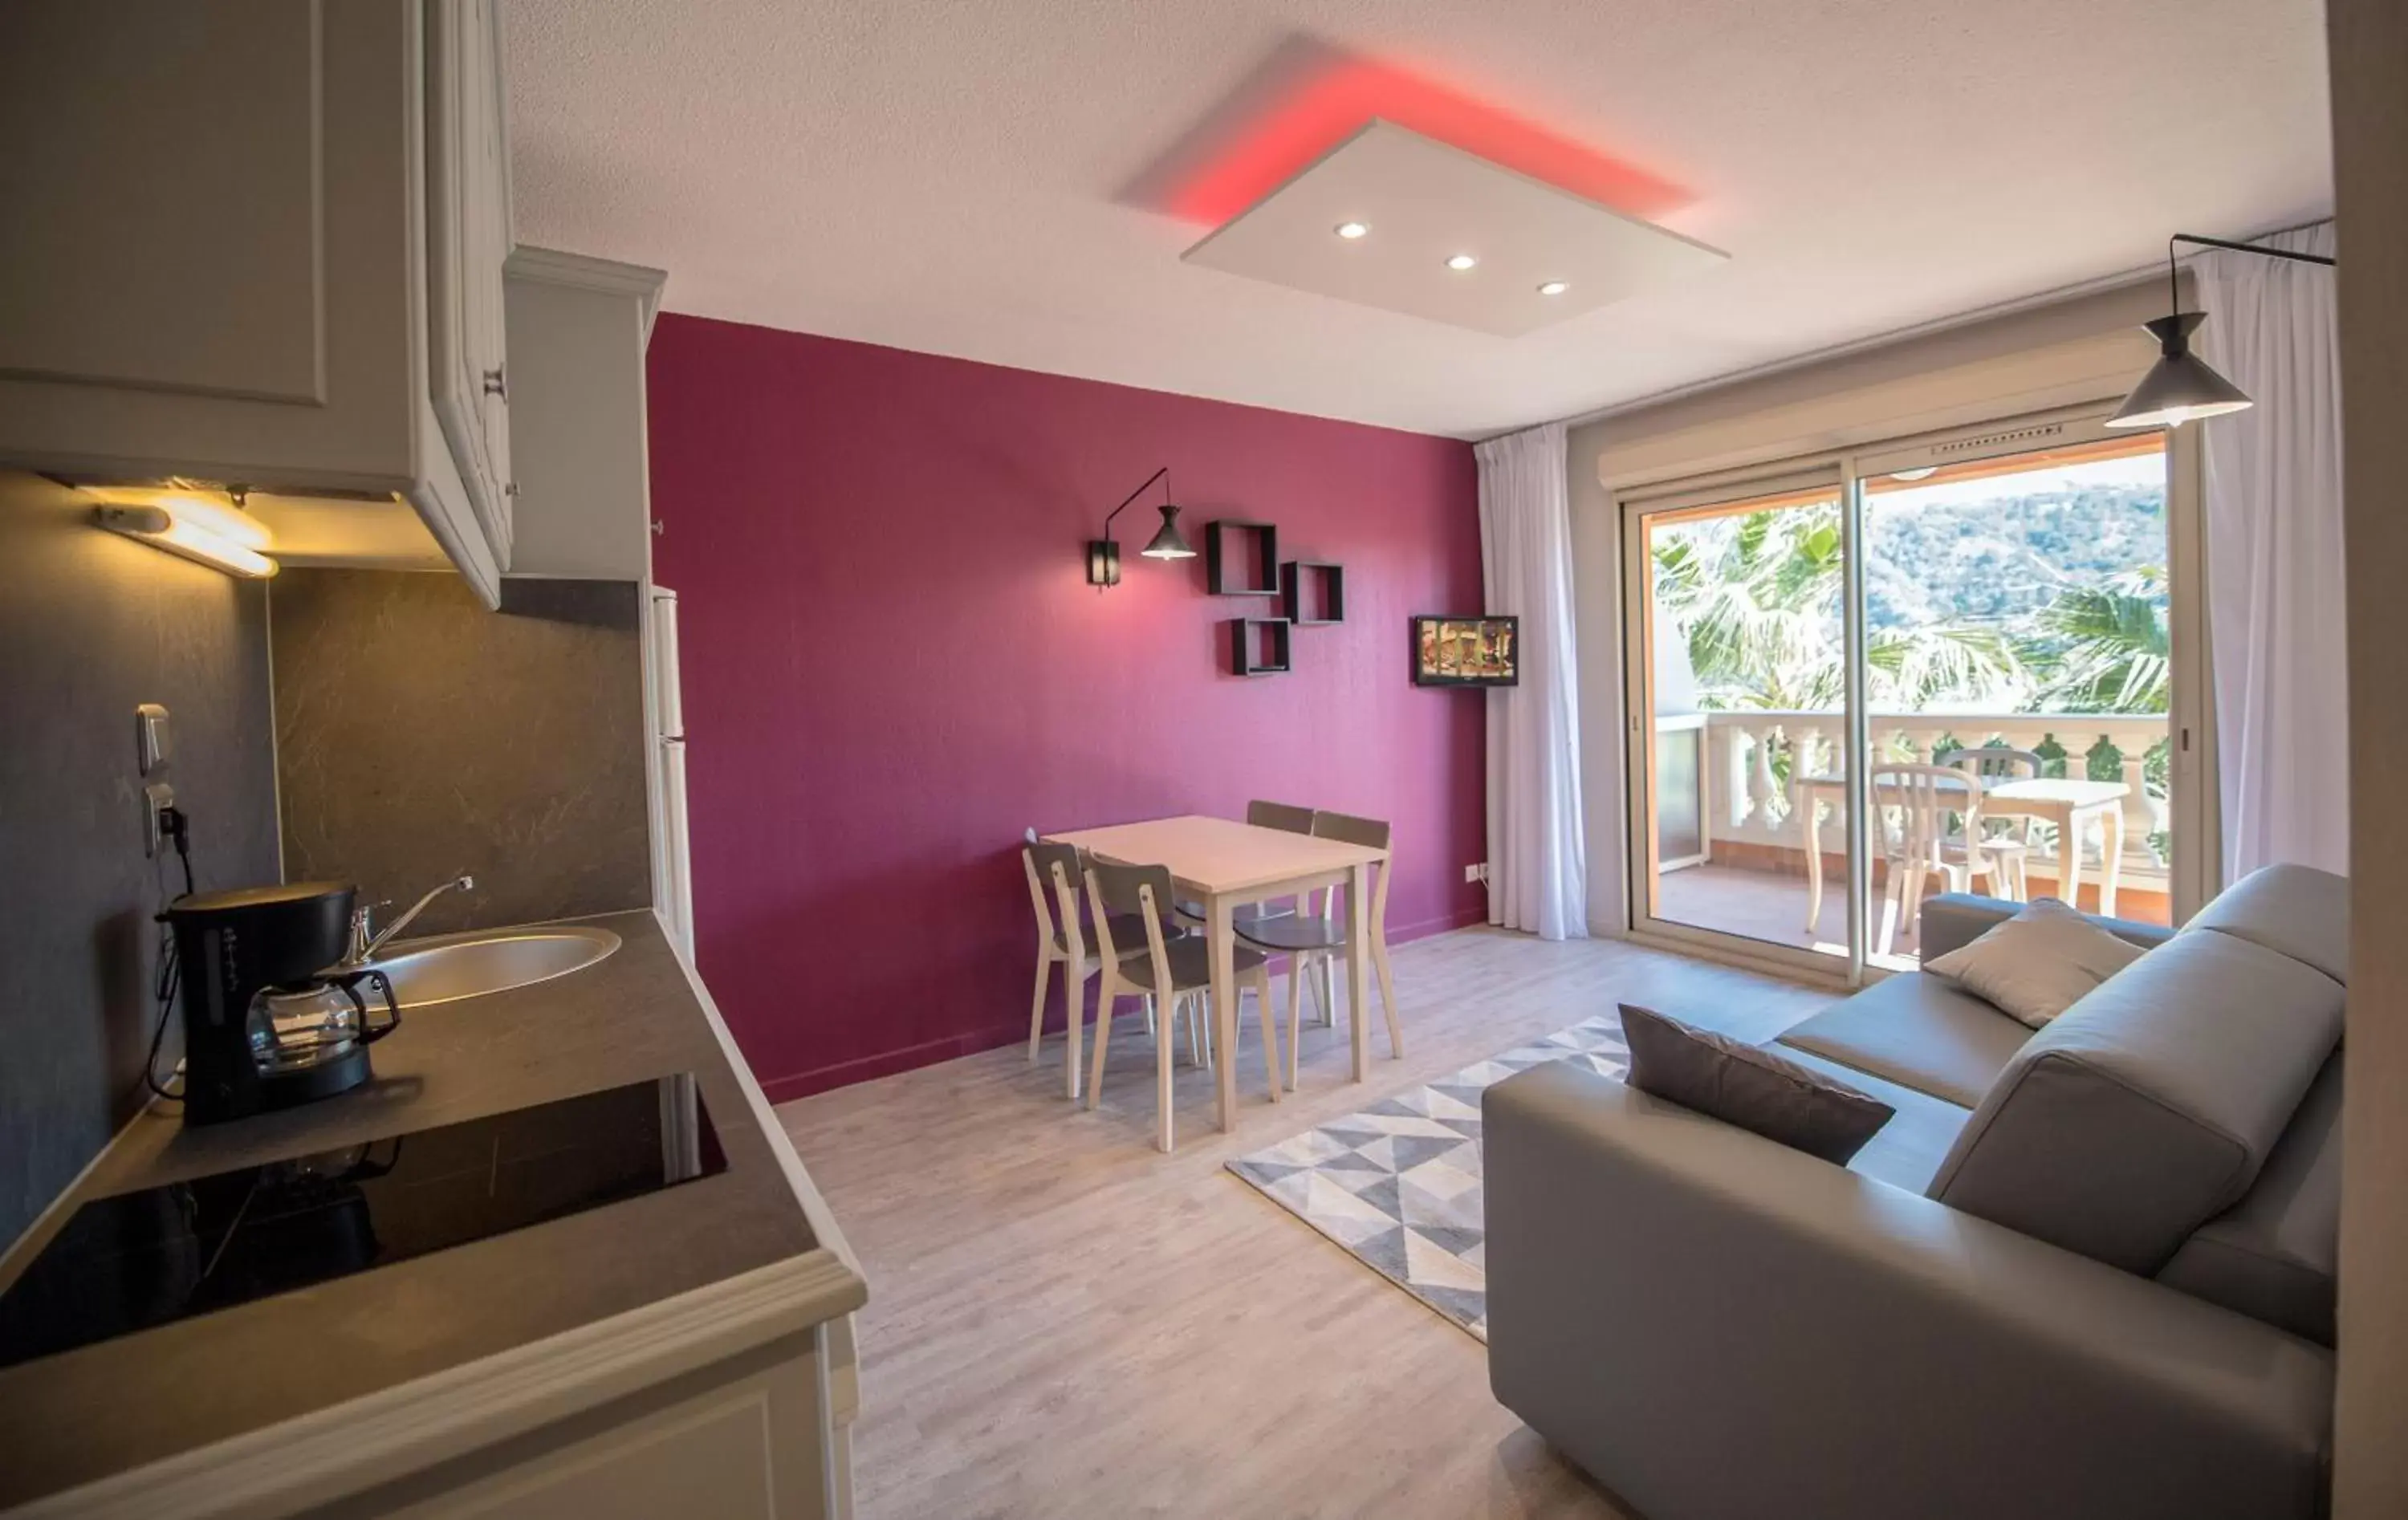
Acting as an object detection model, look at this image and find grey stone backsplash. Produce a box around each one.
[0,471,281,1247]
[270,569,651,941]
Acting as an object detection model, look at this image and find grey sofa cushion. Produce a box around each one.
[1920,892,2176,964]
[1779,1047,1972,1193]
[2159,1052,2343,1345]
[1621,1004,1894,1164]
[1929,930,2345,1274]
[2184,863,2349,984]
[1774,972,2032,1107]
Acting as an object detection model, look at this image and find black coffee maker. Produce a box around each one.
[162,883,401,1124]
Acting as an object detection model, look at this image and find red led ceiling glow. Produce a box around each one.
[1160,55,1692,227]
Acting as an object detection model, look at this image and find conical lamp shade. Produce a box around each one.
[2107,311,2253,429]
[1140,503,1196,559]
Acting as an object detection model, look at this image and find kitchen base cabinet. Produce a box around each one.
[0,0,517,604]
[329,1331,841,1520]
[0,918,867,1520]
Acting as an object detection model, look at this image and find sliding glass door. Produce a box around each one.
[1625,408,2194,979]
[1626,467,1862,973]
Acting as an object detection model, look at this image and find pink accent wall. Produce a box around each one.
[646,316,1487,1100]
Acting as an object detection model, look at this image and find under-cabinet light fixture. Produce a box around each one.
[94,496,277,579]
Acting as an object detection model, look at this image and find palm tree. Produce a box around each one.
[2021,567,2170,715]
[1652,506,2025,713]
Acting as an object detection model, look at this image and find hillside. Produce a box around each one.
[1864,482,2166,632]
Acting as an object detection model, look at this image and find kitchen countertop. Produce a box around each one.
[0,909,860,1511]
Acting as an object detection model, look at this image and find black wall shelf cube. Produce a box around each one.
[1229,617,1291,677]
[1281,560,1345,625]
[1206,519,1281,595]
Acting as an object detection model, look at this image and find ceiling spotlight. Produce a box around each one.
[1536,280,1569,296]
[1333,221,1370,240]
[1445,254,1479,271]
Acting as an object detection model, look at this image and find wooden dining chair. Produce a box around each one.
[1023,839,1188,1096]
[1869,763,2017,954]
[1085,860,1277,1152]
[1236,811,1400,1089]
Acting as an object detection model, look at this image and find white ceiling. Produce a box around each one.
[503,0,2333,440]
[1182,122,1728,336]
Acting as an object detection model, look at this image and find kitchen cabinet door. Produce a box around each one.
[0,0,420,488]
[502,249,664,580]
[372,1335,836,1520]
[425,0,517,570]
[0,0,516,605]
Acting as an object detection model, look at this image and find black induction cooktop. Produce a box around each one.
[0,1075,726,1371]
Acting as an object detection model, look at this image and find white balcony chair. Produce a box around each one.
[1870,762,2022,955]
[1937,746,2041,900]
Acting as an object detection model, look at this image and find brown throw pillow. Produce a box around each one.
[1619,1002,1895,1165]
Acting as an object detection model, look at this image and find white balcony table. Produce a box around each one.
[1795,773,2133,928]
[1041,814,1389,1139]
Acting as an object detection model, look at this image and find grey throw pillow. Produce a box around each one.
[1923,896,2147,1029]
[1619,1002,1895,1165]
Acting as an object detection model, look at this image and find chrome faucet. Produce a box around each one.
[344,874,474,965]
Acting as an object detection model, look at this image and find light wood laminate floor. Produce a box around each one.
[779,926,1833,1519]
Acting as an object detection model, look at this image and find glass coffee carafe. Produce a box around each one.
[249,968,401,1073]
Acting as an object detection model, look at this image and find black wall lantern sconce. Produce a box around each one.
[1086,466,1196,586]
[2107,232,2337,429]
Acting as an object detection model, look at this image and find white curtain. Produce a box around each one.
[2196,221,2349,882]
[1478,421,1588,939]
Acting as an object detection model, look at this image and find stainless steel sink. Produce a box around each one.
[362,925,621,1009]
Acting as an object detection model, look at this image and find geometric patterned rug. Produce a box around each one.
[1226,1014,1630,1342]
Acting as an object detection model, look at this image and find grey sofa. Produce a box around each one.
[1484,864,2347,1520]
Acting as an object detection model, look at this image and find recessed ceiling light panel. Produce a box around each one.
[1182,120,1727,337]
[1334,221,1370,239]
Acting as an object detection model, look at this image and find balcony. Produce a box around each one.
[1652,709,2170,961]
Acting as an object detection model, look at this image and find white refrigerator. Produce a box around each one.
[647,584,695,957]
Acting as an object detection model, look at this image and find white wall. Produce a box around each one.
[1565,280,2164,937]
[2331,0,2408,1510]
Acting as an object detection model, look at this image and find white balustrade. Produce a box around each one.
[1692,710,2170,886]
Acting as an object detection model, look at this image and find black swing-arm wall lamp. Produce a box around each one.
[1085,465,1196,586]
[2107,231,2337,429]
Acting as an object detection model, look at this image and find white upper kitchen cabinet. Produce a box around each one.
[502,248,666,583]
[0,0,519,605]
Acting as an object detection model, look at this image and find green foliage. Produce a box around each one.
[1649,480,2170,725]
[2025,568,2170,713]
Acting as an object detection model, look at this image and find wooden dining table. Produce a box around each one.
[1041,814,1390,1136]
[1794,772,2133,928]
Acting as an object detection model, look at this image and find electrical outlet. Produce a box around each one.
[142,781,174,857]
[1465,862,1491,884]
[136,703,172,774]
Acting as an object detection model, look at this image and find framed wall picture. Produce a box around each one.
[1411,615,1519,688]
